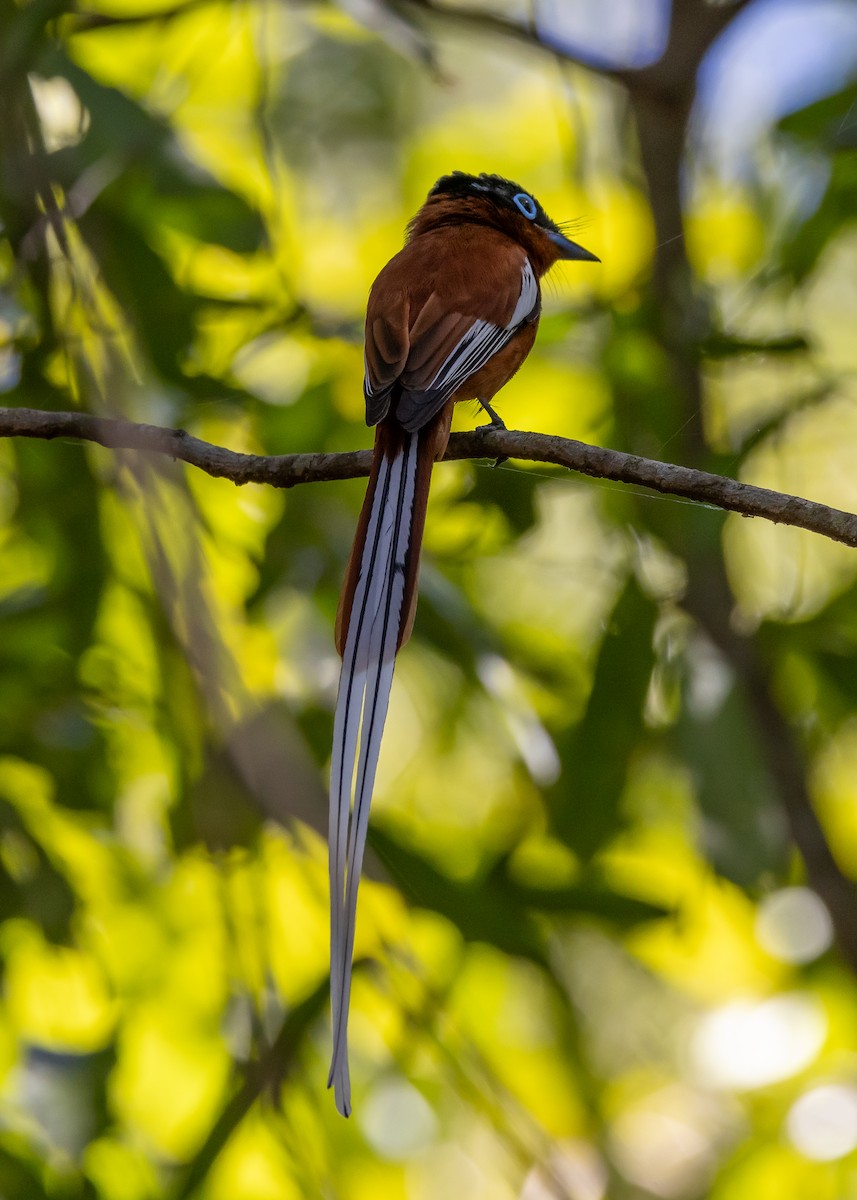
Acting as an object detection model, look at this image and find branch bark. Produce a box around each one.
[4,405,857,547]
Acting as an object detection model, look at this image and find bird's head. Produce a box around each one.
[409,171,599,276]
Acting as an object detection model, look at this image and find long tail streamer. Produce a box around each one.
[328,432,418,1117]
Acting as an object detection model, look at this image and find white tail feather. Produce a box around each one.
[329,434,418,1116]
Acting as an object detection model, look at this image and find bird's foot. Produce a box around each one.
[476,397,507,431]
[476,399,508,466]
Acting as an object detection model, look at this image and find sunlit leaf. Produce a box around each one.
[548,576,658,859]
[371,826,548,965]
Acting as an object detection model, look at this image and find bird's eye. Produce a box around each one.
[513,192,537,220]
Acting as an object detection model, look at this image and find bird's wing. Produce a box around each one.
[364,243,538,431]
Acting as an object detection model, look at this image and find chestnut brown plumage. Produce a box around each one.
[329,172,598,1116]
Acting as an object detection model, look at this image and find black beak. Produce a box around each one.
[546,230,600,262]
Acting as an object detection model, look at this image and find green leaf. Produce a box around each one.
[0,1141,48,1200]
[0,441,110,814]
[371,827,669,973]
[780,152,857,279]
[547,576,658,859]
[674,684,790,888]
[777,80,857,279]
[0,800,74,940]
[702,334,809,359]
[173,979,329,1200]
[370,826,548,965]
[765,579,857,727]
[78,205,197,382]
[503,877,670,926]
[779,80,857,149]
[44,49,266,254]
[466,463,539,535]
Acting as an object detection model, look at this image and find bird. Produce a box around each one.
[328,170,599,1116]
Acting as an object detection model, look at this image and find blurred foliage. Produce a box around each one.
[0,0,856,1197]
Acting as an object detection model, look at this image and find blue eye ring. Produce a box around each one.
[513,192,537,220]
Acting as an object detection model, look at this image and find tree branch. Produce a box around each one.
[398,0,752,92]
[3,405,857,549]
[399,0,635,84]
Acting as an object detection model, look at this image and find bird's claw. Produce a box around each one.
[475,399,507,465]
[476,397,506,431]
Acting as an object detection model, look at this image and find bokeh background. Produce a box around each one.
[2,0,857,1195]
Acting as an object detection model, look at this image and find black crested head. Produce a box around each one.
[429,171,561,233]
[413,170,600,269]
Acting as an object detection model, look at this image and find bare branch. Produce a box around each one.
[398,0,635,84]
[398,0,752,91]
[3,405,857,549]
